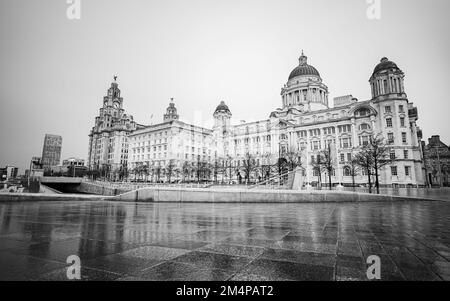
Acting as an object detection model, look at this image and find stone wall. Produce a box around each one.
[113,187,440,203]
[77,182,129,196]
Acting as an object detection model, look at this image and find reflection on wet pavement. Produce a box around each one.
[0,200,449,281]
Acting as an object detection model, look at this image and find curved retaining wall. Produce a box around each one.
[77,182,129,196]
[113,187,442,203]
[0,193,106,202]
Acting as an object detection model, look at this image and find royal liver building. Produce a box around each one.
[213,52,425,187]
[90,52,425,187]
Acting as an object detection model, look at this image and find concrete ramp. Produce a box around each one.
[40,177,83,184]
[113,187,442,203]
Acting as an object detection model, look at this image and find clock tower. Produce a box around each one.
[87,76,140,180]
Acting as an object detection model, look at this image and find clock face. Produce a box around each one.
[113,102,119,109]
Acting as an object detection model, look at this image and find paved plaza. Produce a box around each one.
[0,200,450,281]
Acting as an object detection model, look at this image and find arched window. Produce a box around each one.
[344,166,351,177]
[313,167,320,177]
[359,123,371,131]
[355,108,370,117]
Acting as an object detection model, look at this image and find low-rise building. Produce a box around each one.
[1,166,19,181]
[422,135,450,187]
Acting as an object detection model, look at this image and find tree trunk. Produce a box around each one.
[328,171,332,190]
[367,169,372,193]
[374,169,379,194]
[352,174,355,191]
[374,157,380,194]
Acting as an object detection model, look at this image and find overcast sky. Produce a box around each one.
[1,0,449,173]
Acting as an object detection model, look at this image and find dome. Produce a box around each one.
[373,57,399,75]
[288,52,320,80]
[214,101,231,114]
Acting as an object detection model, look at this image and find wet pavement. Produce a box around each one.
[0,200,449,281]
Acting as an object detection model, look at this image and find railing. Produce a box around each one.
[248,170,295,190]
[82,179,211,191]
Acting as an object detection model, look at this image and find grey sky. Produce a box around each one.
[1,0,449,173]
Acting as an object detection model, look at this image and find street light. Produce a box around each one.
[435,145,443,188]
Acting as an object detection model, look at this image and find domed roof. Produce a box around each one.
[214,101,231,114]
[288,52,320,80]
[373,57,399,75]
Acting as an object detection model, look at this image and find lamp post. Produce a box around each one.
[435,146,443,188]
[27,158,32,188]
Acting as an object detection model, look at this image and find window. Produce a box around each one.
[357,109,369,117]
[344,167,351,177]
[386,118,393,127]
[402,132,407,143]
[385,106,391,113]
[400,117,405,127]
[340,137,351,148]
[339,125,351,133]
[313,168,320,177]
[359,123,371,131]
[399,105,404,113]
[340,153,345,163]
[312,141,320,150]
[360,136,369,146]
[405,166,411,177]
[388,133,394,144]
[390,151,396,160]
[404,150,408,159]
[391,166,398,176]
[347,153,352,162]
[311,155,315,163]
[297,131,307,138]
[323,127,335,135]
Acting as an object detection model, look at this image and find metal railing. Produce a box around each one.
[82,179,211,191]
[249,170,294,190]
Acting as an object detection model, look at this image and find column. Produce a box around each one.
[335,127,342,185]
[351,118,357,146]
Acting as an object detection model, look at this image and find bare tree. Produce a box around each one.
[283,146,303,171]
[165,159,177,183]
[224,155,234,182]
[181,161,191,182]
[153,165,162,182]
[211,157,221,183]
[347,157,360,191]
[241,152,258,184]
[312,144,335,190]
[354,133,394,194]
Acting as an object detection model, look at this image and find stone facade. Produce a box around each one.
[88,54,426,187]
[213,54,425,187]
[87,78,143,177]
[128,101,214,182]
[422,136,450,187]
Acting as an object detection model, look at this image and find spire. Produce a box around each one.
[164,97,179,121]
[299,51,307,65]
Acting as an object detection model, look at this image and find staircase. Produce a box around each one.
[249,170,296,190]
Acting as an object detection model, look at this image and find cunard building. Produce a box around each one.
[127,99,214,182]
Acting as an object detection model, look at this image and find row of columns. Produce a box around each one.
[282,88,327,107]
[371,76,404,97]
